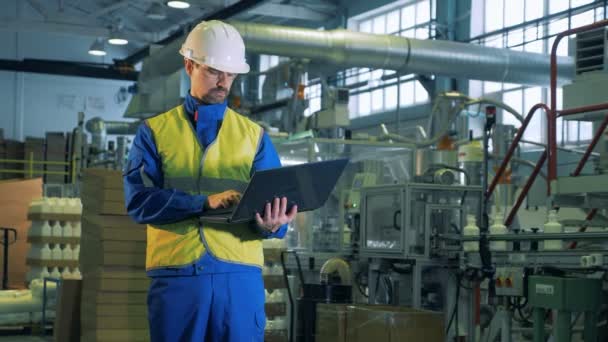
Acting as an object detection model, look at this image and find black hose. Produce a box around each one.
[280,250,304,342]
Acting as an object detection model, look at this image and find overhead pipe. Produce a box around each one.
[230,22,574,86]
[136,22,574,86]
[85,117,139,152]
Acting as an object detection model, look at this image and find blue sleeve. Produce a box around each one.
[123,123,207,225]
[251,132,288,239]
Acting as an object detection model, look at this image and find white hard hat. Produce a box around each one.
[179,20,250,74]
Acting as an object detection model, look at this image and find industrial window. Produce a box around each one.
[258,54,280,101]
[469,0,605,146]
[342,0,436,119]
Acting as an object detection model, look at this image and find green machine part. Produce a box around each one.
[528,275,603,342]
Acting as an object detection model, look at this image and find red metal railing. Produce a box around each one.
[486,103,550,199]
[504,150,547,227]
[488,20,608,230]
[549,19,608,185]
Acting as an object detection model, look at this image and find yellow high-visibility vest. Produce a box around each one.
[145,105,264,270]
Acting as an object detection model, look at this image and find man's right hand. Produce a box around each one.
[204,190,241,210]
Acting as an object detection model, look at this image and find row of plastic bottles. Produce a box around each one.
[26,267,82,282]
[29,221,81,238]
[265,289,287,303]
[27,244,79,261]
[266,317,287,331]
[262,238,286,249]
[29,197,82,215]
[463,210,564,252]
[262,264,283,276]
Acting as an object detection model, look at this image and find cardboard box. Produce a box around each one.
[346,305,445,342]
[81,329,150,342]
[82,276,150,292]
[315,304,444,342]
[315,304,348,342]
[81,289,147,305]
[53,279,82,342]
[81,314,148,330]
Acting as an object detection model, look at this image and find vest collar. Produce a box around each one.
[184,91,228,122]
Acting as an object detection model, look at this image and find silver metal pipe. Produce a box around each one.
[136,23,574,86]
[444,231,608,241]
[230,22,574,86]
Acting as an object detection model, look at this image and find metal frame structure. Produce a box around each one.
[360,183,482,259]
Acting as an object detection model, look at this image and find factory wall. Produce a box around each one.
[0,0,134,140]
[0,71,132,140]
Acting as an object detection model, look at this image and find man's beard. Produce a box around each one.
[201,88,228,104]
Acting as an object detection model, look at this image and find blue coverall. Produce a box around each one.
[124,92,287,341]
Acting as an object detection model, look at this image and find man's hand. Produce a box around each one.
[255,197,297,233]
[205,190,241,210]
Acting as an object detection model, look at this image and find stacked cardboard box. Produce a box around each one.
[24,137,45,177]
[44,132,68,184]
[316,304,445,342]
[80,168,149,342]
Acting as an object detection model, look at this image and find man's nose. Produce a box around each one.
[216,74,228,87]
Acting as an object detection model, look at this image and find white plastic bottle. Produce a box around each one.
[51,222,62,237]
[543,210,563,250]
[62,222,73,238]
[41,221,52,237]
[41,267,50,279]
[48,198,60,214]
[71,267,82,280]
[463,215,480,252]
[62,244,73,260]
[40,244,52,260]
[61,267,72,279]
[51,244,63,260]
[50,267,61,279]
[490,213,508,251]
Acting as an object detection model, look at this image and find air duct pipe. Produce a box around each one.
[85,117,139,152]
[126,22,574,117]
[231,22,574,86]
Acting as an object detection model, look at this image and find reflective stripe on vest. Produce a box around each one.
[145,105,264,270]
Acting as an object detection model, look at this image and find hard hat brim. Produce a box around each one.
[181,52,250,74]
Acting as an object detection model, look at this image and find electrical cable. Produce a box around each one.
[446,272,461,335]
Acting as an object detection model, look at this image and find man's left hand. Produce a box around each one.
[255,197,298,233]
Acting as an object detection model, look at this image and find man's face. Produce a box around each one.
[185,58,237,104]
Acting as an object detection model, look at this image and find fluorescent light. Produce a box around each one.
[108,38,128,45]
[108,29,128,45]
[88,39,106,56]
[146,3,167,20]
[166,1,190,9]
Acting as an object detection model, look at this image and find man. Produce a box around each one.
[123,20,297,341]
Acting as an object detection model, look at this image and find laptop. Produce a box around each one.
[200,158,349,224]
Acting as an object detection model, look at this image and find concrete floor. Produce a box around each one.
[0,337,51,342]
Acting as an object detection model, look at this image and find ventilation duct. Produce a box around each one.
[124,22,575,118]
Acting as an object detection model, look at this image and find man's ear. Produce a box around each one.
[184,58,193,76]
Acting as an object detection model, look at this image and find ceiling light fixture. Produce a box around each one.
[166,1,190,9]
[146,2,167,20]
[108,29,129,45]
[88,39,107,56]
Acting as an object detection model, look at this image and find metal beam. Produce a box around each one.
[26,0,48,19]
[121,0,266,65]
[0,18,155,42]
[247,3,331,21]
[0,58,139,81]
[88,0,131,18]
